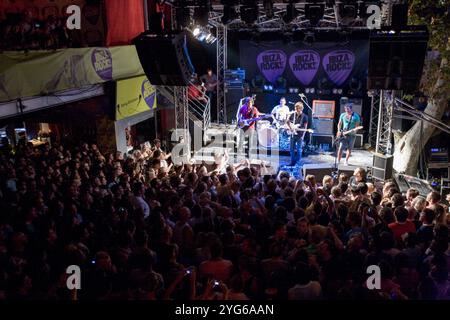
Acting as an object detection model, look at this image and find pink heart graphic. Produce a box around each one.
[289,50,320,86]
[322,50,355,86]
[257,50,287,84]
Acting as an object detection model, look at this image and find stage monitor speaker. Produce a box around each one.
[367,27,429,92]
[226,87,246,123]
[372,153,394,181]
[133,32,194,86]
[303,163,334,182]
[312,118,334,135]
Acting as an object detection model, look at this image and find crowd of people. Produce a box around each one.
[1,11,71,51]
[0,139,449,300]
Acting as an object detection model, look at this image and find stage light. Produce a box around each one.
[289,87,299,94]
[221,0,238,24]
[241,0,259,25]
[305,2,325,26]
[193,27,201,36]
[283,1,298,24]
[263,0,274,18]
[309,88,315,94]
[339,1,358,19]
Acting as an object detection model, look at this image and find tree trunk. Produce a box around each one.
[393,57,449,175]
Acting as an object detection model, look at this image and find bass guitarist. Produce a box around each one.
[337,103,362,166]
[238,97,261,133]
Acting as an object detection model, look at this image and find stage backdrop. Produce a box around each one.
[239,40,369,89]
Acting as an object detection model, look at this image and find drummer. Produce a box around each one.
[271,97,291,128]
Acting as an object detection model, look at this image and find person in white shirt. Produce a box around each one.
[271,97,291,128]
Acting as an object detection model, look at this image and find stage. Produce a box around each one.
[192,123,374,179]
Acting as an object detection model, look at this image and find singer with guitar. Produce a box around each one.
[287,102,309,166]
[337,104,362,166]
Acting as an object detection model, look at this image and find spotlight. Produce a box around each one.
[339,1,358,19]
[305,2,325,26]
[221,0,239,24]
[263,0,274,18]
[288,87,299,94]
[283,1,298,24]
[193,27,201,36]
[241,0,259,25]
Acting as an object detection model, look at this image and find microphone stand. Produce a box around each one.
[299,94,315,155]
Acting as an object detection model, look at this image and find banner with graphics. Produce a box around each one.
[0,46,145,102]
[116,76,157,121]
[239,40,369,89]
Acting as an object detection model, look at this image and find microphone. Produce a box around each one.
[299,93,306,98]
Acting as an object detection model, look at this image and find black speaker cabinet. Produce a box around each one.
[372,153,394,181]
[134,32,194,86]
[226,87,246,123]
[302,163,334,182]
[312,118,334,135]
[368,26,429,92]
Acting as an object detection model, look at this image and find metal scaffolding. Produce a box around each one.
[375,90,398,155]
[173,86,190,149]
[368,91,380,148]
[216,24,227,124]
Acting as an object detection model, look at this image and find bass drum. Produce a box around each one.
[258,126,279,148]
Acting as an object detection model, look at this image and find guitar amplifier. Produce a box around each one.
[312,118,334,135]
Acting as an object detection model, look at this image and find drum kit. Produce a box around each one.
[254,111,307,148]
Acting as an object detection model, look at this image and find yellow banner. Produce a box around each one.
[116,76,157,120]
[0,46,145,102]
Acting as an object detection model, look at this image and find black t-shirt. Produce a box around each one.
[289,112,308,127]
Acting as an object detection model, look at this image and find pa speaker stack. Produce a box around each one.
[133,32,195,86]
[368,26,429,92]
[372,153,394,181]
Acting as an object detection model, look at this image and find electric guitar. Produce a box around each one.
[238,114,273,129]
[286,124,315,136]
[335,126,363,142]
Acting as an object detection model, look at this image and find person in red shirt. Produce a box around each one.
[238,97,260,132]
[388,207,416,245]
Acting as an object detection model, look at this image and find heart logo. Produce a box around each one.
[257,50,287,84]
[91,48,113,81]
[141,79,156,109]
[322,50,355,86]
[289,50,320,86]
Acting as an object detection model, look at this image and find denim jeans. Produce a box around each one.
[290,135,303,165]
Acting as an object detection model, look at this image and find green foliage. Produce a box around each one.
[409,0,450,92]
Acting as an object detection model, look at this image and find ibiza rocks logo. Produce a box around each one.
[91,48,113,81]
[289,50,320,86]
[141,79,156,109]
[257,50,287,84]
[322,50,355,86]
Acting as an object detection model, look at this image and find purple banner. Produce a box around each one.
[257,50,287,84]
[289,50,321,86]
[322,50,355,86]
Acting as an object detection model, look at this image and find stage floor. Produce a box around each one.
[193,146,374,178]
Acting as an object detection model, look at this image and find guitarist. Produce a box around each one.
[337,104,361,166]
[287,102,308,166]
[238,97,261,132]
